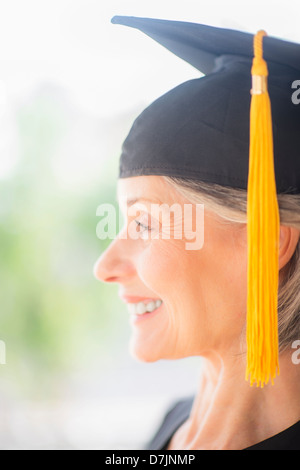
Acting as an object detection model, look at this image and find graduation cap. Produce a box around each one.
[111,16,300,386]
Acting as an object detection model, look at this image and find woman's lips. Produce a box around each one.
[129,301,164,323]
[127,299,163,315]
[120,295,164,323]
[120,295,161,303]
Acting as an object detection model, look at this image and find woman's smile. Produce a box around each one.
[127,299,164,324]
[120,294,164,323]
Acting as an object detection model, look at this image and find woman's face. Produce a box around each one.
[94,175,248,362]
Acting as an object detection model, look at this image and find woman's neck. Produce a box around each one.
[169,350,300,450]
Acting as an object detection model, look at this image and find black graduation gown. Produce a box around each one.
[146,396,300,450]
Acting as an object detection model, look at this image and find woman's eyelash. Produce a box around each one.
[135,220,152,231]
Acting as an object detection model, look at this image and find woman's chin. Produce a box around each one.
[129,339,162,363]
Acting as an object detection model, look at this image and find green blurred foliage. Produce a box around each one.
[0,86,128,398]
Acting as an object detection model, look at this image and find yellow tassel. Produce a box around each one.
[246,31,280,387]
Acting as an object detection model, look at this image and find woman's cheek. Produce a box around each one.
[137,238,183,293]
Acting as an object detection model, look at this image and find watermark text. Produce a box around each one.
[291,340,300,365]
[96,202,204,251]
[291,80,300,105]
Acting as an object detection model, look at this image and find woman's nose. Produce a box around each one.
[93,237,136,284]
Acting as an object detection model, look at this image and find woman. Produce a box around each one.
[94,17,300,450]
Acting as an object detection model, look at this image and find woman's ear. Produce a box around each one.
[279,226,300,270]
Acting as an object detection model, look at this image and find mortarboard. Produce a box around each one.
[111,16,300,386]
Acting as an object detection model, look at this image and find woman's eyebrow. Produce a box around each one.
[117,196,162,207]
[127,197,157,207]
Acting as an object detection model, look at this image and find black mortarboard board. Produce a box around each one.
[111,16,300,194]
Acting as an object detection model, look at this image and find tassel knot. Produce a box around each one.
[251,30,268,75]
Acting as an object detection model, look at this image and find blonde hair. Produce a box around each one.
[163,176,300,352]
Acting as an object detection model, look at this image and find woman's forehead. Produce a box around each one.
[117,175,177,205]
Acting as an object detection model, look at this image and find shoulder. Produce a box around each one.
[145,396,194,450]
[245,420,300,450]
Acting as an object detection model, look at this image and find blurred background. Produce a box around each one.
[0,0,299,450]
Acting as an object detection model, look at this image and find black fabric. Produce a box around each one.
[146,397,194,451]
[112,17,300,194]
[146,396,300,450]
[111,17,300,74]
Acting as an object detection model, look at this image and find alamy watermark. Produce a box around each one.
[291,340,300,365]
[96,202,204,250]
[291,80,300,105]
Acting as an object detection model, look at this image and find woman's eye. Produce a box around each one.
[135,220,152,232]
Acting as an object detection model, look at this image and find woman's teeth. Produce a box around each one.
[127,299,163,315]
